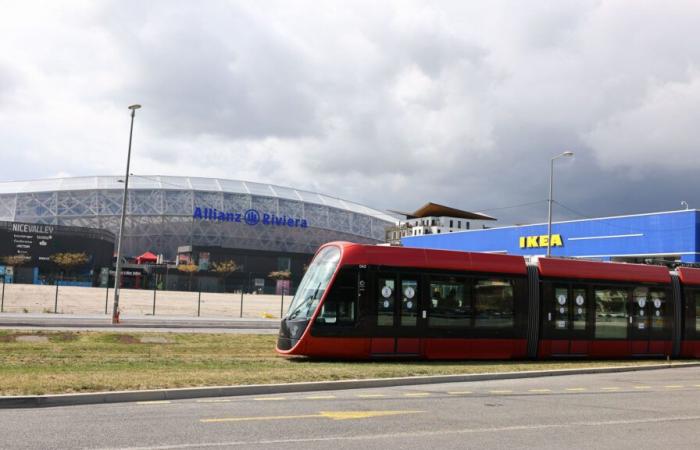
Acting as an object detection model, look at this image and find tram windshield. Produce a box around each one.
[286,245,341,321]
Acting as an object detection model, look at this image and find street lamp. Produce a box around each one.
[112,104,141,324]
[546,151,574,257]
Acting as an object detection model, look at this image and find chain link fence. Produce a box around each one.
[0,281,291,319]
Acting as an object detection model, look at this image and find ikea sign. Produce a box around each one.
[519,234,563,249]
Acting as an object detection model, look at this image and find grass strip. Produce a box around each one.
[0,330,675,396]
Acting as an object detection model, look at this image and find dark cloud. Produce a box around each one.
[2,1,700,229]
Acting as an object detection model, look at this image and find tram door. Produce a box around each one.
[630,287,666,355]
[371,274,424,356]
[548,285,589,355]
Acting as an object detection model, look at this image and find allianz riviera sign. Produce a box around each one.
[193,206,309,229]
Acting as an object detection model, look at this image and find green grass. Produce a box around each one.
[0,330,676,395]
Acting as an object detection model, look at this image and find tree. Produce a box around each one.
[268,270,291,295]
[50,252,89,280]
[268,270,291,280]
[211,260,238,291]
[1,255,31,266]
[177,263,199,291]
[212,260,239,275]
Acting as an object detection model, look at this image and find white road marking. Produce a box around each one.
[94,415,700,449]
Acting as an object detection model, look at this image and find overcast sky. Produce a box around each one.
[2,0,700,225]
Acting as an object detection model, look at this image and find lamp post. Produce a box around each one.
[546,151,574,257]
[112,104,141,324]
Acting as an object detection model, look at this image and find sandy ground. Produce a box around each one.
[0,283,291,318]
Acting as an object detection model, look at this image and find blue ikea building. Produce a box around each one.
[402,210,700,264]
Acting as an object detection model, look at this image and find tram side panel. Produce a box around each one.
[304,265,373,358]
[677,268,700,358]
[421,273,529,360]
[308,264,530,360]
[536,258,674,359]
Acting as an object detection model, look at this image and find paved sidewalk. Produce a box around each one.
[0,312,280,330]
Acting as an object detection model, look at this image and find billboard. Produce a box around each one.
[0,221,114,268]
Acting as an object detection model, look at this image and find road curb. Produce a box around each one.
[3,361,700,409]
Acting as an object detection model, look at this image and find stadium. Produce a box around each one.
[0,176,396,290]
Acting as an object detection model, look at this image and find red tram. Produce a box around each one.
[276,242,700,359]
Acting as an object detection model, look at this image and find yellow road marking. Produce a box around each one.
[321,410,422,420]
[664,385,684,389]
[137,400,171,405]
[489,390,512,394]
[448,391,472,395]
[201,410,423,423]
[254,397,287,401]
[566,388,586,392]
[528,389,551,393]
[634,386,651,389]
[601,387,620,391]
[357,394,386,398]
[403,393,430,397]
[693,385,700,388]
[305,395,336,400]
[196,399,232,403]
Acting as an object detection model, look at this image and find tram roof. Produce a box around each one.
[538,258,671,284]
[337,243,527,275]
[677,267,700,285]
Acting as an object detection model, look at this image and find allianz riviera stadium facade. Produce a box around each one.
[0,176,396,260]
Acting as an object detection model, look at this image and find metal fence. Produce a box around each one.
[0,280,291,319]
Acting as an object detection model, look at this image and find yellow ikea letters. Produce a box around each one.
[519,234,563,249]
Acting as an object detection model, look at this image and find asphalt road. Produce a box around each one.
[3,367,700,449]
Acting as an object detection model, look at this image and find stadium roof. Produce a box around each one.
[0,175,397,222]
[389,202,496,221]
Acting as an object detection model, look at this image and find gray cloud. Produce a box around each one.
[2,1,700,228]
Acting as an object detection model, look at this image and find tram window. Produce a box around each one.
[315,267,357,325]
[474,279,514,328]
[401,279,419,327]
[428,279,469,328]
[594,288,628,339]
[377,278,395,326]
[632,287,650,331]
[650,289,666,330]
[573,288,586,330]
[553,287,569,330]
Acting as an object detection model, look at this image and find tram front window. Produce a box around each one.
[286,246,341,321]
